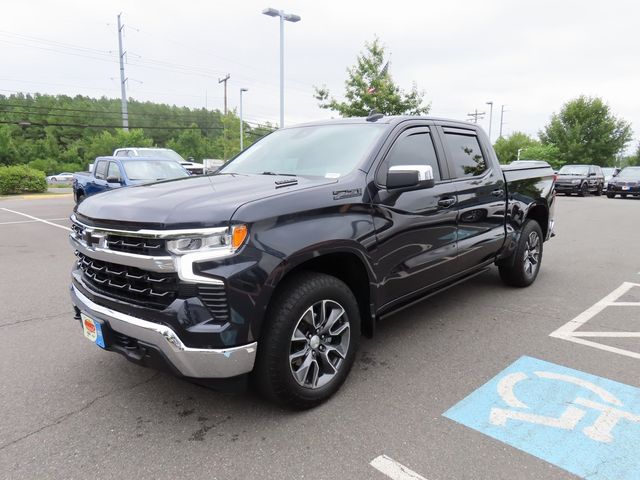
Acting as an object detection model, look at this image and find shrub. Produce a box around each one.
[0,165,48,195]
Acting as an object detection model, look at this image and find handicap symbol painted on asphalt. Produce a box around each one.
[444,356,640,480]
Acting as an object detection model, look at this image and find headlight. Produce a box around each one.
[166,225,248,256]
[571,179,581,184]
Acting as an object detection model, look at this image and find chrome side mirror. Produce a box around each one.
[387,165,435,190]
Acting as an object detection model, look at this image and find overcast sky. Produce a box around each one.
[2,0,639,150]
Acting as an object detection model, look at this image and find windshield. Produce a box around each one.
[616,167,640,180]
[220,124,385,177]
[137,149,185,163]
[558,165,589,175]
[122,160,189,181]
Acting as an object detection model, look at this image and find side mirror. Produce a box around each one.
[589,172,596,176]
[387,165,435,190]
[106,176,121,184]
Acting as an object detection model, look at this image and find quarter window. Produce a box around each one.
[443,133,487,178]
[377,131,441,185]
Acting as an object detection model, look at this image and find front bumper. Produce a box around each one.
[71,284,257,378]
[555,183,581,193]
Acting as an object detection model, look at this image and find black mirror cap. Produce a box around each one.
[386,171,435,190]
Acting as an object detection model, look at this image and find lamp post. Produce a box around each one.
[262,7,301,128]
[485,101,493,142]
[239,88,248,151]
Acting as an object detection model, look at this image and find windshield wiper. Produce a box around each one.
[261,171,296,177]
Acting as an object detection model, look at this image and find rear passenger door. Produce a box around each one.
[437,126,507,273]
[370,126,459,308]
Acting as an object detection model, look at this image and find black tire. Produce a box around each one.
[253,272,361,409]
[578,182,588,197]
[498,220,544,288]
[622,194,628,199]
[595,184,602,196]
[607,193,615,199]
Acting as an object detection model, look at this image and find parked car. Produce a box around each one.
[606,166,640,198]
[69,115,556,408]
[554,164,604,196]
[602,167,621,193]
[72,156,189,203]
[113,147,204,175]
[46,172,74,183]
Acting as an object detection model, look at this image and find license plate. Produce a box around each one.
[622,186,630,190]
[81,313,106,348]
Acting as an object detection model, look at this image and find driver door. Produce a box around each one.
[370,126,460,309]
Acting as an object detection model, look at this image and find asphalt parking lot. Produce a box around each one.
[1,193,639,480]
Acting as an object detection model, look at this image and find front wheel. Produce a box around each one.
[578,182,588,197]
[253,272,360,409]
[498,220,544,288]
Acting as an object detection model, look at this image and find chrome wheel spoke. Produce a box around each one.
[292,327,307,343]
[329,320,349,337]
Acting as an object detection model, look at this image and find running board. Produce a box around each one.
[378,267,491,320]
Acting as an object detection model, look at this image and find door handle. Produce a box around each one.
[438,197,456,208]
[491,189,504,197]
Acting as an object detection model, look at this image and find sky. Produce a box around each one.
[1,0,639,150]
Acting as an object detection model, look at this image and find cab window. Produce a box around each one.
[443,133,487,178]
[377,130,441,185]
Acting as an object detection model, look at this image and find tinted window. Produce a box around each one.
[107,162,121,181]
[94,161,107,179]
[444,133,487,178]
[377,131,440,185]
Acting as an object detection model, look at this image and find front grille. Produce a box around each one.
[106,234,167,256]
[76,252,178,309]
[198,285,230,322]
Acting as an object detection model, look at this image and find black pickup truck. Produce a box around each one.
[69,115,556,408]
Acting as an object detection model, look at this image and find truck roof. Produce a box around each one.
[291,115,479,129]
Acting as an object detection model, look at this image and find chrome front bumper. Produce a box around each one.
[70,285,257,378]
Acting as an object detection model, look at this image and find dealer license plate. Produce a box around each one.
[622,186,630,190]
[81,313,106,348]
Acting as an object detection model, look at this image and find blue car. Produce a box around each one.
[73,156,190,203]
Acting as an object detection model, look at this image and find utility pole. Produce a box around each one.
[486,101,493,141]
[467,109,485,124]
[499,105,507,138]
[218,74,230,115]
[117,13,128,131]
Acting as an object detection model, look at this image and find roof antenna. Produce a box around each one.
[366,110,384,122]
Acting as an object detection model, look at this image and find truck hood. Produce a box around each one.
[75,173,337,229]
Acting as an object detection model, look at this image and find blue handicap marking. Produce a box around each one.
[443,356,640,480]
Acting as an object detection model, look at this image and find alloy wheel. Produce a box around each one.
[523,231,540,277]
[289,300,350,389]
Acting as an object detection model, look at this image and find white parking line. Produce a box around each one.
[370,455,427,480]
[550,281,640,360]
[0,217,68,226]
[0,208,70,231]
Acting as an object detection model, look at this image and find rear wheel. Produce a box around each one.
[595,185,602,196]
[622,194,628,199]
[253,272,360,409]
[607,193,615,199]
[578,182,588,197]
[499,220,543,288]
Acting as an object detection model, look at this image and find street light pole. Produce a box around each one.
[262,7,301,129]
[239,88,248,151]
[486,101,493,142]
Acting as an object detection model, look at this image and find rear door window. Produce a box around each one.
[443,133,487,178]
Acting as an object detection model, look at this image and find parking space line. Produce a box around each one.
[550,281,640,360]
[370,455,427,480]
[0,208,70,231]
[0,217,68,226]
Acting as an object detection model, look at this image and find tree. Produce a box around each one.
[314,37,430,117]
[83,129,152,165]
[540,96,632,166]
[0,125,18,166]
[520,144,561,169]
[493,132,538,164]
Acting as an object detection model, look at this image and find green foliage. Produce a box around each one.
[519,144,562,169]
[0,93,274,169]
[493,132,538,164]
[314,37,430,117]
[0,165,47,195]
[540,96,632,167]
